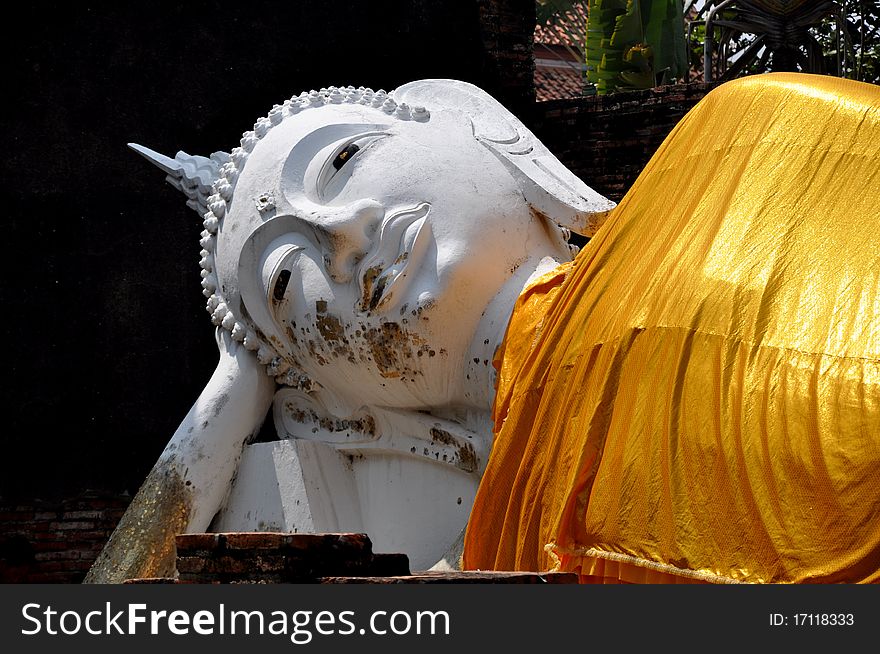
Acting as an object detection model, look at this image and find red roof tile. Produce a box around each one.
[535,64,585,101]
[534,2,588,47]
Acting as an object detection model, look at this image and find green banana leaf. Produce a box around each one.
[586,0,687,94]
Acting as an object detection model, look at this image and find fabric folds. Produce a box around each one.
[463,73,880,583]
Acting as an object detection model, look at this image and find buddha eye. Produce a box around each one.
[272,269,292,302]
[319,132,388,200]
[263,243,304,315]
[332,143,361,170]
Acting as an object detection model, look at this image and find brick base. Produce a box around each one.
[322,571,577,584]
[173,532,410,584]
[123,532,577,584]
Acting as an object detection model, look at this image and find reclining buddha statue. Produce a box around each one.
[87,72,880,584]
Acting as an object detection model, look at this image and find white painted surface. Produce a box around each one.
[213,439,363,535]
[219,438,475,570]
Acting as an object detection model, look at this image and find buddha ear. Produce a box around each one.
[393,80,615,236]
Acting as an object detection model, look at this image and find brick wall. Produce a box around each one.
[0,494,130,583]
[531,82,720,203]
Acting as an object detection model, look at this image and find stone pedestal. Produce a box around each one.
[123,532,577,584]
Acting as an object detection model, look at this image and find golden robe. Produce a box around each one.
[463,73,880,583]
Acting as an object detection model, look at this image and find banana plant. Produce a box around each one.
[586,0,689,94]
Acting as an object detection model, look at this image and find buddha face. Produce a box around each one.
[211,83,611,416]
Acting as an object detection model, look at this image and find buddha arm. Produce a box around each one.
[84,328,275,583]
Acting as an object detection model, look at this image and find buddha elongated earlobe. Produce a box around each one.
[393,79,616,237]
[495,151,616,237]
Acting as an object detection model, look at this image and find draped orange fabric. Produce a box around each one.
[463,73,880,584]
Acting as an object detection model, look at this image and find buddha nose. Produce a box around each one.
[320,199,385,283]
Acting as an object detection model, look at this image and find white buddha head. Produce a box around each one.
[172,80,614,420]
